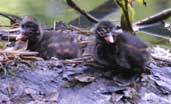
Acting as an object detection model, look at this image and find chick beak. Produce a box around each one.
[16,34,27,41]
[104,33,114,43]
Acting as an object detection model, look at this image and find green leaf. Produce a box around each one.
[121,5,134,32]
[0,41,9,49]
[136,0,147,6]
[115,0,134,32]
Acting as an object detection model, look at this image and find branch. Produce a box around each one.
[66,0,99,23]
[135,8,171,26]
[6,28,20,33]
[0,12,22,25]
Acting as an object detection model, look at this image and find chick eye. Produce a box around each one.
[21,24,26,28]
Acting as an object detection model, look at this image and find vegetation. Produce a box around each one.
[0,0,107,25]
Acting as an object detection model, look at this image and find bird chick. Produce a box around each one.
[93,21,150,75]
[16,16,82,59]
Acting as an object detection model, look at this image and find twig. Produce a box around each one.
[6,28,20,33]
[151,55,171,64]
[0,25,16,27]
[0,50,39,56]
[19,55,44,61]
[70,25,92,35]
[135,8,171,26]
[66,0,99,23]
[52,55,94,65]
[0,12,22,25]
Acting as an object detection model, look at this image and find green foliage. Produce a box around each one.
[0,0,107,25]
[115,0,134,32]
[136,0,147,6]
[115,0,146,32]
[0,41,9,49]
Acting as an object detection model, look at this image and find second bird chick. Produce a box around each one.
[92,21,150,75]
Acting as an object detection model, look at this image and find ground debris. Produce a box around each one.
[151,46,171,65]
[0,58,169,104]
[0,45,170,104]
[74,74,96,83]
